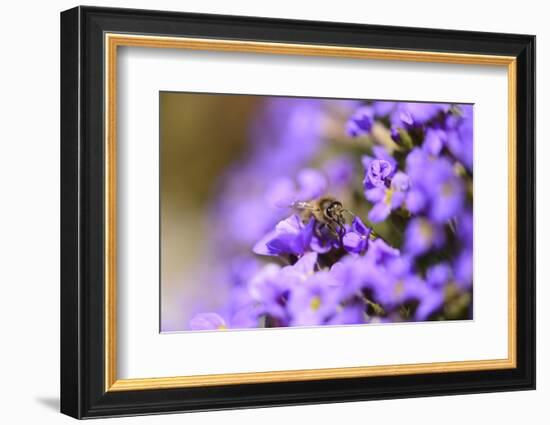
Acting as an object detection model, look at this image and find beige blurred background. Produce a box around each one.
[160,92,262,331]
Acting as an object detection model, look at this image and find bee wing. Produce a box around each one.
[290,201,317,211]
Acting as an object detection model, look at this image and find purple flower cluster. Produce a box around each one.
[188,98,473,330]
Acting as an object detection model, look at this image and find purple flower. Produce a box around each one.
[422,157,464,223]
[310,227,340,254]
[248,253,319,322]
[361,146,398,194]
[404,217,445,257]
[226,281,256,312]
[349,238,402,295]
[366,256,443,321]
[248,263,287,319]
[405,148,465,222]
[323,156,355,190]
[189,312,228,331]
[365,238,401,265]
[390,127,401,144]
[264,177,295,209]
[296,168,328,201]
[346,106,374,137]
[253,215,314,256]
[225,285,265,329]
[368,256,422,308]
[329,254,368,298]
[365,171,410,223]
[404,148,431,214]
[266,168,327,208]
[229,304,263,328]
[405,188,428,214]
[279,252,318,287]
[390,102,447,129]
[327,303,366,325]
[458,211,473,250]
[212,197,278,247]
[228,256,260,287]
[287,271,341,326]
[249,98,325,174]
[414,288,444,321]
[411,263,449,320]
[454,249,473,289]
[372,145,398,168]
[423,128,447,156]
[445,105,473,171]
[363,158,394,189]
[343,216,371,254]
[405,147,430,181]
[430,175,464,223]
[372,101,396,117]
[189,300,265,331]
[426,263,452,288]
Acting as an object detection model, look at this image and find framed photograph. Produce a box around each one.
[60,6,536,419]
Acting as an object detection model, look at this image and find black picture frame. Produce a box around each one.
[61,5,535,419]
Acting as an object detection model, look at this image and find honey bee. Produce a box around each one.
[292,197,383,243]
[292,197,350,239]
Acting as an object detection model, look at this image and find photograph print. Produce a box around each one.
[160,93,474,332]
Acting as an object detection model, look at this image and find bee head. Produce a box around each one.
[325,201,343,219]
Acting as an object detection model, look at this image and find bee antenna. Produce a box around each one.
[342,208,356,218]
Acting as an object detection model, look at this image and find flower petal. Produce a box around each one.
[189,313,227,331]
[368,203,391,223]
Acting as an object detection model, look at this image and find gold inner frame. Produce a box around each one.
[104,33,517,392]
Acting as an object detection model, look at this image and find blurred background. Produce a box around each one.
[160,92,262,331]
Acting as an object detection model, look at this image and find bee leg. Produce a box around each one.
[326,221,341,239]
[337,217,347,237]
[315,222,326,240]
